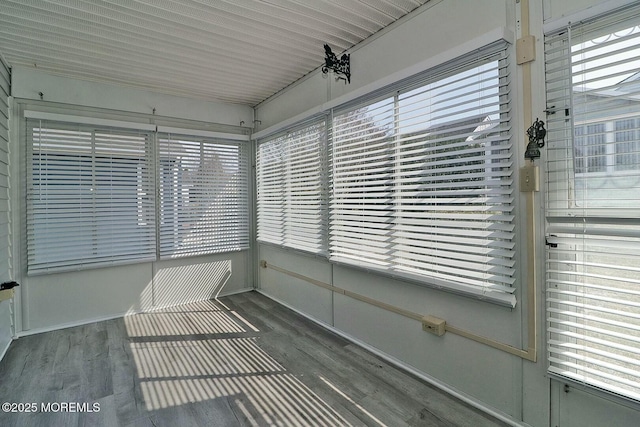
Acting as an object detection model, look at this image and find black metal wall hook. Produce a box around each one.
[322,44,350,84]
[525,118,547,160]
[0,281,19,291]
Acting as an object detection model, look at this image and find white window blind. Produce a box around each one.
[257,120,327,254]
[330,44,516,307]
[256,134,285,246]
[27,119,156,274]
[545,5,640,401]
[0,61,9,282]
[158,133,249,258]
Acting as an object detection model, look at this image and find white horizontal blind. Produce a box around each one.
[545,5,640,401]
[331,95,395,267]
[331,45,516,306]
[0,60,9,282]
[256,134,285,245]
[257,120,327,254]
[158,133,249,258]
[27,119,156,274]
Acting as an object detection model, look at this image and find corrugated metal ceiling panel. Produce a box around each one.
[0,0,429,106]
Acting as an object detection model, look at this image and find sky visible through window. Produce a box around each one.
[572,25,640,92]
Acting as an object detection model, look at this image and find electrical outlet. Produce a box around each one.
[259,260,267,268]
[520,165,539,192]
[422,315,446,336]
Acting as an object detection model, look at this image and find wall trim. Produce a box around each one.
[0,338,12,362]
[16,311,127,338]
[24,110,156,131]
[261,260,534,359]
[0,52,10,72]
[157,126,250,141]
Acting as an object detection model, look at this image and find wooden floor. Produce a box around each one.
[0,291,507,427]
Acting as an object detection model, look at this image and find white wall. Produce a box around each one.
[256,0,542,423]
[22,253,248,332]
[12,67,252,128]
[258,243,533,423]
[0,55,13,358]
[10,68,255,334]
[254,0,508,130]
[255,0,640,426]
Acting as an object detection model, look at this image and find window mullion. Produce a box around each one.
[91,129,98,258]
[153,130,161,262]
[322,115,330,255]
[284,133,292,247]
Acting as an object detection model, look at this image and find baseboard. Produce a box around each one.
[256,289,530,427]
[15,311,127,338]
[218,287,254,298]
[0,337,12,362]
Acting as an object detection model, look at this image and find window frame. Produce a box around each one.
[24,112,251,275]
[157,132,251,259]
[254,41,517,307]
[329,43,516,307]
[544,4,640,403]
[26,118,157,274]
[256,117,328,255]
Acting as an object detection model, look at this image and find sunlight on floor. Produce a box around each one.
[124,299,349,426]
[319,376,387,427]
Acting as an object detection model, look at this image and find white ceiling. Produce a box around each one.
[0,0,430,106]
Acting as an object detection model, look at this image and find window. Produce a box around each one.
[27,119,156,274]
[26,117,251,274]
[615,118,640,170]
[0,61,9,281]
[574,123,607,173]
[572,119,640,174]
[330,43,515,306]
[545,5,640,401]
[256,119,327,254]
[158,133,250,258]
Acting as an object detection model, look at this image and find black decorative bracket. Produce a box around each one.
[524,118,546,161]
[0,281,19,291]
[322,44,350,84]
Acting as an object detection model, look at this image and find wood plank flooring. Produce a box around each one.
[0,291,508,426]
